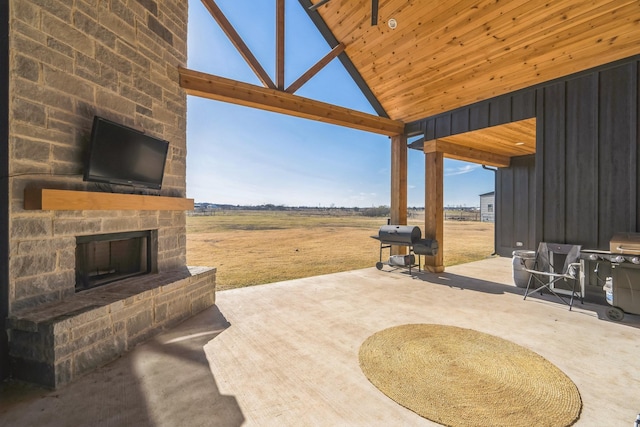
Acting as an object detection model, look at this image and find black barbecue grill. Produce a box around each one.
[371,225,438,274]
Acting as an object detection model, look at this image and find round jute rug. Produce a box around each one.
[359,324,581,427]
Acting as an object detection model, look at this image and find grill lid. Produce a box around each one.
[610,232,640,255]
[375,225,422,245]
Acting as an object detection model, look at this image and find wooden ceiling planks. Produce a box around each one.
[314,0,640,122]
[431,118,537,161]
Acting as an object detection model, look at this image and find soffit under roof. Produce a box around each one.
[310,0,640,123]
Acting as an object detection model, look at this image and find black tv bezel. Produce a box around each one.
[83,116,169,190]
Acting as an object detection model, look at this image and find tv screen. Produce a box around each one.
[84,116,169,190]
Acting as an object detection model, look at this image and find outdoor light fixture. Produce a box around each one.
[388,18,397,29]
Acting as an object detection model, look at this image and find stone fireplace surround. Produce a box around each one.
[5,0,211,387]
[8,264,216,388]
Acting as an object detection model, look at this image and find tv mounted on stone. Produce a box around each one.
[84,116,169,190]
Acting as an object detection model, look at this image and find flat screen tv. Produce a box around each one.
[84,116,169,190]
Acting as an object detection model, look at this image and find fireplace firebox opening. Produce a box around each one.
[75,230,158,292]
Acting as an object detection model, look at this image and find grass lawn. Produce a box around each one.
[186,211,495,291]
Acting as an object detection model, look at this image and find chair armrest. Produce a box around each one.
[567,263,581,279]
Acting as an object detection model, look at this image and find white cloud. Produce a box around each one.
[444,164,481,176]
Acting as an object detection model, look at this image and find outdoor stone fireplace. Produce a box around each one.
[4,0,216,387]
[75,230,157,292]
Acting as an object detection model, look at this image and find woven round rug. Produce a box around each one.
[359,324,581,427]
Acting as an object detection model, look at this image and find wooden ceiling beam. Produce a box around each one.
[285,43,345,94]
[424,139,511,168]
[179,67,405,136]
[201,0,276,89]
[276,0,285,89]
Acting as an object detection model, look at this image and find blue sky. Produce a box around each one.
[185,0,494,207]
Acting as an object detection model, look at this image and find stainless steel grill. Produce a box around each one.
[581,232,640,320]
[372,225,438,273]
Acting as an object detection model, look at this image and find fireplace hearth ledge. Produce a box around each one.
[7,266,216,388]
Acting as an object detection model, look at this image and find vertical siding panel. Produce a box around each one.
[513,156,531,248]
[637,61,640,230]
[535,88,545,245]
[424,119,436,141]
[528,158,537,247]
[451,109,469,134]
[435,114,451,138]
[469,102,489,130]
[598,64,634,246]
[498,168,514,250]
[541,82,566,242]
[489,96,512,126]
[512,90,536,121]
[565,74,598,246]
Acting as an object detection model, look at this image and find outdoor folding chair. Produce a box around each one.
[523,242,582,310]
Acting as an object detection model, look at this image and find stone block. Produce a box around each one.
[11,217,52,239]
[10,253,57,278]
[73,10,116,48]
[110,0,135,26]
[53,218,101,236]
[54,358,73,387]
[96,89,135,116]
[191,292,215,315]
[116,40,150,70]
[154,303,168,324]
[12,98,46,126]
[46,37,74,58]
[31,0,72,23]
[98,7,135,45]
[95,44,132,74]
[120,84,153,108]
[52,143,82,163]
[13,0,41,27]
[14,54,40,82]
[73,337,120,379]
[12,33,74,73]
[10,357,57,389]
[126,309,153,338]
[69,316,112,342]
[42,13,94,56]
[166,295,189,320]
[100,217,140,233]
[135,0,158,16]
[14,270,75,299]
[13,122,72,144]
[44,66,94,102]
[11,291,65,313]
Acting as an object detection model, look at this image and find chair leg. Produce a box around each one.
[523,272,533,300]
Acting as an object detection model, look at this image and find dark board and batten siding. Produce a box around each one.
[422,89,537,141]
[411,55,640,257]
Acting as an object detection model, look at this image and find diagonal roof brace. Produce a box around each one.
[201,0,276,89]
[299,0,389,119]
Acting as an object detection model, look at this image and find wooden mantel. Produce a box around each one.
[24,189,194,211]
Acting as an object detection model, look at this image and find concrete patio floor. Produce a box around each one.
[1,256,639,426]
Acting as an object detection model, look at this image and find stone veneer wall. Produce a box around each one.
[4,1,217,386]
[8,0,189,312]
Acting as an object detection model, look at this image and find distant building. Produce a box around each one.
[479,191,495,222]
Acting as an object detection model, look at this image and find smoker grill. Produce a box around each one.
[371,225,438,274]
[581,232,640,321]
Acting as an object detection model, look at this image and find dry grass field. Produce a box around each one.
[186,211,495,291]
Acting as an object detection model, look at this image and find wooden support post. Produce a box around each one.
[390,134,407,255]
[424,151,444,272]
